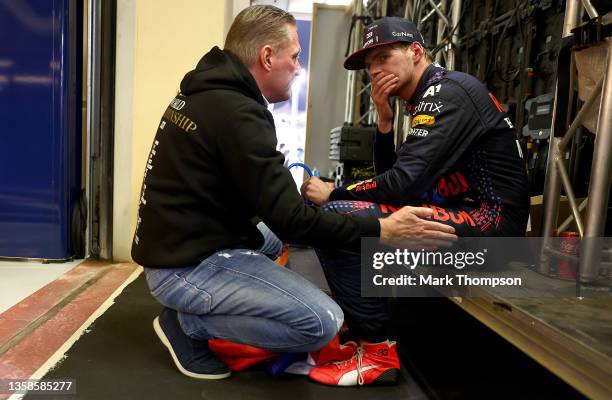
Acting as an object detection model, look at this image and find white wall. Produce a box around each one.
[225,0,251,38]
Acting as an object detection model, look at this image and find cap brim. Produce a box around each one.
[343,40,406,70]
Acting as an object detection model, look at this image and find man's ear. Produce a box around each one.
[258,45,274,72]
[411,42,424,64]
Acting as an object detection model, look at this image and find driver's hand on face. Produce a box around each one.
[370,71,398,133]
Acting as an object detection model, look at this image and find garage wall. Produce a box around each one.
[304,4,351,178]
[113,0,230,262]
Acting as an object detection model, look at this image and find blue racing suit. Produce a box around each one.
[328,64,529,236]
[317,65,530,341]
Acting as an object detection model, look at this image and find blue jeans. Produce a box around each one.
[144,222,343,352]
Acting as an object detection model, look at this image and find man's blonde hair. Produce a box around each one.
[395,42,433,63]
[224,5,296,66]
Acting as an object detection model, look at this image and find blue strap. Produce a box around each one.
[287,162,313,177]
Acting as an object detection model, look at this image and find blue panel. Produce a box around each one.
[296,19,311,111]
[0,0,82,259]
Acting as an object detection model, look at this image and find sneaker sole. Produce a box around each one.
[310,368,400,386]
[153,316,231,380]
[372,368,399,385]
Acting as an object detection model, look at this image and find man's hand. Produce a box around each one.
[371,71,399,134]
[379,206,457,246]
[300,177,334,205]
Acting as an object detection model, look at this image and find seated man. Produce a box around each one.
[301,17,530,386]
[132,6,455,383]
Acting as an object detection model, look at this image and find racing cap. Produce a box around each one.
[344,16,426,70]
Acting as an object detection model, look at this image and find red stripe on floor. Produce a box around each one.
[0,261,111,347]
[0,263,140,398]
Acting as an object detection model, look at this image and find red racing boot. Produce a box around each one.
[309,334,358,366]
[308,340,400,386]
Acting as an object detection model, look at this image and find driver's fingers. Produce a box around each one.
[372,73,397,91]
[379,78,398,95]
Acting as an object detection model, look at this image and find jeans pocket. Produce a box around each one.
[150,273,212,315]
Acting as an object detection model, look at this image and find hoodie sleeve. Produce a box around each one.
[330,83,485,205]
[216,102,380,249]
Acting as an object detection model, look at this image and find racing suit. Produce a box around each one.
[317,64,530,340]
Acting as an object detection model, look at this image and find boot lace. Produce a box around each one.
[334,347,365,385]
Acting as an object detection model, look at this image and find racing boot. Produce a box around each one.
[308,340,399,386]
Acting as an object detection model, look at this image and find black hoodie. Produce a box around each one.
[131,47,380,268]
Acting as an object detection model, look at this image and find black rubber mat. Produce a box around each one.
[32,270,426,400]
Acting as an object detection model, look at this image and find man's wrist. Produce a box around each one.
[378,119,393,134]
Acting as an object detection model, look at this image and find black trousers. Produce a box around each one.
[315,199,528,341]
